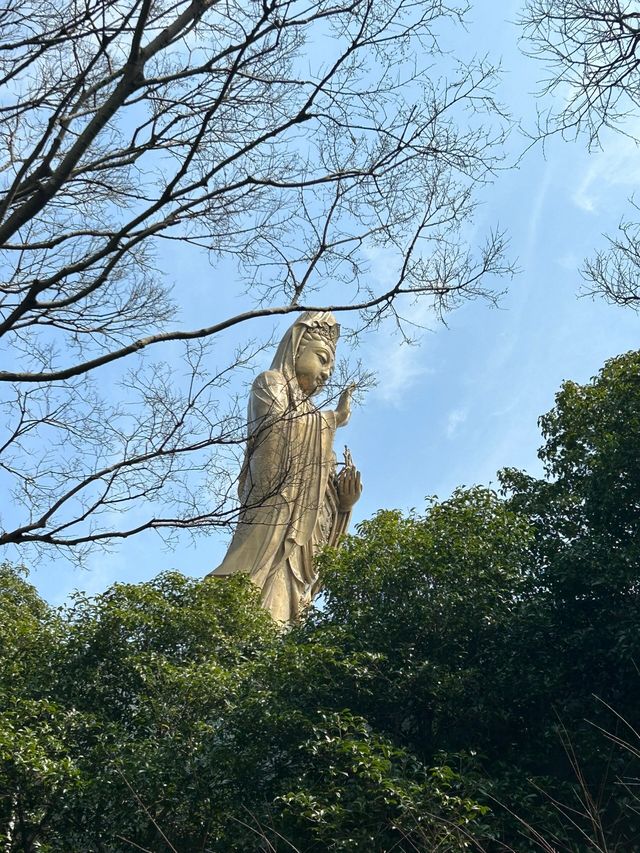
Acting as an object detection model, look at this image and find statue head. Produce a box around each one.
[270,311,340,395]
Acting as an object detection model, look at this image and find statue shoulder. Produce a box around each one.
[252,369,290,396]
[250,369,291,415]
[254,368,287,386]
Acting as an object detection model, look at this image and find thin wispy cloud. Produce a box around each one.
[573,128,640,213]
[525,161,553,259]
[371,335,433,407]
[359,243,439,408]
[446,407,468,438]
[556,251,581,271]
[365,298,437,407]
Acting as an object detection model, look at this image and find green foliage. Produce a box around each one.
[3,350,640,851]
[504,349,640,597]
[312,489,534,758]
[0,564,76,853]
[494,351,640,848]
[275,712,489,852]
[0,568,487,851]
[498,352,640,736]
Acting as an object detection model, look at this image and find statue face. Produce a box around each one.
[295,338,335,395]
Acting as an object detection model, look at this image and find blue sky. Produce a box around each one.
[25,1,639,604]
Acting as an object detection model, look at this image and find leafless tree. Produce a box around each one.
[582,204,640,307]
[0,0,512,562]
[521,0,640,308]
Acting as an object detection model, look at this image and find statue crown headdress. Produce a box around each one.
[305,322,339,349]
[299,313,340,351]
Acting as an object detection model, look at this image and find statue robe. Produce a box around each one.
[210,368,349,621]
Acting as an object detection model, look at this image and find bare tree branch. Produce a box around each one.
[521,0,640,309]
[0,0,512,562]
